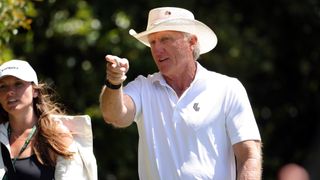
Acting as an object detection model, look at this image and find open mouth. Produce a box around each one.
[7,98,18,105]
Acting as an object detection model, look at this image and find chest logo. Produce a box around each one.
[193,103,200,112]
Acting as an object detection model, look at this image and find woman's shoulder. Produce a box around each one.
[49,115,92,134]
[49,115,93,146]
[55,118,74,147]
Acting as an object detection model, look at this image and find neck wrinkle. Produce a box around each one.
[164,62,197,97]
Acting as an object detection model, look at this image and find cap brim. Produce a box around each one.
[0,72,38,85]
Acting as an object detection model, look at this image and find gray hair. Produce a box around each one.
[183,32,200,60]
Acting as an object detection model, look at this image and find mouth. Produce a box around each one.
[7,98,18,105]
[159,57,169,63]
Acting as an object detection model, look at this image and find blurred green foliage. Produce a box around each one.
[1,0,320,179]
[0,0,37,61]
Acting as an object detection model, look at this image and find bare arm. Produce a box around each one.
[99,55,135,128]
[233,140,262,180]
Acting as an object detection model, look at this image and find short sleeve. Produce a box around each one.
[123,75,145,122]
[224,78,261,145]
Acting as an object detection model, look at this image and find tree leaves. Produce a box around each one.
[0,0,36,61]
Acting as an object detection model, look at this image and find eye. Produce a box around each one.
[160,36,170,43]
[14,81,25,88]
[0,84,8,92]
[149,40,155,46]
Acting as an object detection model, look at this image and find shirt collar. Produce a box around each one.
[150,62,208,86]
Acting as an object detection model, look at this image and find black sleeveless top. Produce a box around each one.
[1,144,55,180]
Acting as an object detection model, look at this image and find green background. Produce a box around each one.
[1,0,319,179]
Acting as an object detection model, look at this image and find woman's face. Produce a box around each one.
[0,76,37,114]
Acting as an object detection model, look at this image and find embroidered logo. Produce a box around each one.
[193,103,200,112]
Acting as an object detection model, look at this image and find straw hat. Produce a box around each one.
[129,7,217,54]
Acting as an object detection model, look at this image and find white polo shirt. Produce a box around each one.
[124,63,261,180]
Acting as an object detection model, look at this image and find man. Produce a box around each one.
[100,7,262,180]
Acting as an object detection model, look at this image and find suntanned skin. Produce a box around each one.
[100,30,262,179]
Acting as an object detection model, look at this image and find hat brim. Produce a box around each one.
[129,18,217,54]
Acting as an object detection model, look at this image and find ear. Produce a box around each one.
[33,90,39,98]
[189,35,198,51]
[190,35,198,46]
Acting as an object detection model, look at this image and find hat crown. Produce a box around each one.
[147,7,194,30]
[130,7,218,55]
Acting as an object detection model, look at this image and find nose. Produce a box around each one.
[6,86,16,96]
[151,42,165,56]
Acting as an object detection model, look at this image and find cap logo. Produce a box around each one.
[165,11,171,16]
[1,66,18,72]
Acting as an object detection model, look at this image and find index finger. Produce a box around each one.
[105,55,121,66]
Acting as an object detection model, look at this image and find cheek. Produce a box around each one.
[20,89,35,102]
[0,94,6,105]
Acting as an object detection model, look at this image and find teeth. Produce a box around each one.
[8,99,16,102]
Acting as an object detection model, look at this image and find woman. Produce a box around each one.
[0,60,97,179]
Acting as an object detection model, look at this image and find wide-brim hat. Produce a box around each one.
[129,7,218,55]
[0,59,38,85]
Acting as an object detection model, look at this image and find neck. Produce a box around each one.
[164,62,197,97]
[9,126,36,140]
[9,109,37,135]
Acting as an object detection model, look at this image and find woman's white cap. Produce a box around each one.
[129,7,218,54]
[0,60,38,85]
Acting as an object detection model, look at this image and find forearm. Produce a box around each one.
[99,86,133,127]
[237,156,262,180]
[234,140,262,180]
[100,55,134,127]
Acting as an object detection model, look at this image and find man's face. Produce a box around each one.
[148,31,196,77]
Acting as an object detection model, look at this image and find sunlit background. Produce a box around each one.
[1,0,319,179]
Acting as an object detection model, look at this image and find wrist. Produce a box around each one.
[105,79,122,90]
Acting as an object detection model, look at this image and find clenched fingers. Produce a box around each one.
[105,55,129,85]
